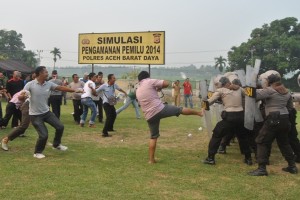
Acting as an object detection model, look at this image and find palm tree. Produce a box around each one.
[214,56,227,72]
[50,47,61,69]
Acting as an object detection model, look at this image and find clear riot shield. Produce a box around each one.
[200,80,212,137]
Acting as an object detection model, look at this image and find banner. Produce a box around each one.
[78,31,165,65]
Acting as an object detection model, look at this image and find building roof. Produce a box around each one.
[0,60,33,73]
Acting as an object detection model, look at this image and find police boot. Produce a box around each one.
[282,165,298,174]
[218,145,226,154]
[244,153,253,165]
[203,154,216,165]
[244,158,253,166]
[248,164,268,176]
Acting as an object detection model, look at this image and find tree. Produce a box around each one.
[214,56,227,72]
[22,50,37,67]
[0,29,37,67]
[227,17,300,75]
[50,47,62,69]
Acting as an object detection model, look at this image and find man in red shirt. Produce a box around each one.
[182,78,193,108]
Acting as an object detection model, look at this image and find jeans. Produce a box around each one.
[184,94,193,108]
[80,97,97,125]
[30,111,64,153]
[116,97,140,118]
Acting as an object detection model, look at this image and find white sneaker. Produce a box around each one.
[1,137,9,151]
[33,153,46,159]
[53,144,68,151]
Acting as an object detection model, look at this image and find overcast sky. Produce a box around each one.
[1,0,300,68]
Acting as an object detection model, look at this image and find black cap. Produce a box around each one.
[52,70,57,75]
[267,74,281,84]
[219,77,230,86]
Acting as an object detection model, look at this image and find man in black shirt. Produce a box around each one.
[4,71,24,128]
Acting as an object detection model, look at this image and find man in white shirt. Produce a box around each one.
[80,72,97,128]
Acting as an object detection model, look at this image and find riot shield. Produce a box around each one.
[235,70,246,87]
[244,59,261,130]
[208,76,222,124]
[200,80,213,137]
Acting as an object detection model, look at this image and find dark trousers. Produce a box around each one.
[30,111,64,153]
[256,116,295,166]
[0,102,21,127]
[8,101,30,140]
[98,98,103,122]
[93,99,103,122]
[288,108,300,157]
[103,103,116,134]
[62,92,67,105]
[208,111,251,157]
[248,121,264,156]
[49,95,62,119]
[72,99,83,123]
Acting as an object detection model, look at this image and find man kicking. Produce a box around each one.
[136,71,203,164]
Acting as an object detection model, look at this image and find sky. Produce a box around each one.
[1,0,300,68]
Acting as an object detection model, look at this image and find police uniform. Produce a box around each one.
[203,77,252,165]
[249,74,298,176]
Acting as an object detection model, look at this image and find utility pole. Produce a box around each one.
[37,50,43,67]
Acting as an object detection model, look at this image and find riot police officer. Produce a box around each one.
[248,72,298,176]
[203,77,253,165]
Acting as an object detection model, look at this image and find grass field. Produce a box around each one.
[0,101,300,200]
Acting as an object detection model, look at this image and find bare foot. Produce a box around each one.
[148,160,157,164]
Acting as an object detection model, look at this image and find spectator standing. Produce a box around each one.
[48,70,63,119]
[172,80,181,106]
[69,74,84,124]
[182,78,193,108]
[80,72,89,83]
[62,77,69,105]
[5,71,24,128]
[0,72,8,120]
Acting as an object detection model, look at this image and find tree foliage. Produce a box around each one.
[0,29,37,67]
[214,56,227,72]
[50,47,62,69]
[227,17,300,75]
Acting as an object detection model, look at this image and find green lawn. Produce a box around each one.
[0,101,300,200]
